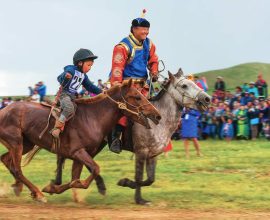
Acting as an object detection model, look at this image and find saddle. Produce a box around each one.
[40,100,76,121]
[40,101,61,120]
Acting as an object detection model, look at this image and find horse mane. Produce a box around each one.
[149,79,171,101]
[75,81,129,104]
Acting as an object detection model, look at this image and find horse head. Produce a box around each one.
[119,79,161,128]
[167,69,211,111]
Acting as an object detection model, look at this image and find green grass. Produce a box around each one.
[1,140,270,211]
[197,62,270,92]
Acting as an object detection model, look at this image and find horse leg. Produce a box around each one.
[42,159,83,194]
[133,154,152,205]
[54,155,66,185]
[43,156,106,196]
[133,156,157,205]
[140,157,157,187]
[69,148,100,189]
[117,153,141,189]
[7,138,46,202]
[1,138,35,197]
[43,148,99,194]
[0,152,23,196]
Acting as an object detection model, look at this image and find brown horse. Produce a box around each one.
[0,79,161,202]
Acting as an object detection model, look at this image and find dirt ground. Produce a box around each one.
[1,203,270,220]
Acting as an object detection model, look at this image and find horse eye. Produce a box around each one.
[181,84,188,89]
[135,96,141,101]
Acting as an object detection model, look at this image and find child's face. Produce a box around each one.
[81,60,94,73]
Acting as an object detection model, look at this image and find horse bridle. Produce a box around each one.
[160,76,205,109]
[104,86,153,118]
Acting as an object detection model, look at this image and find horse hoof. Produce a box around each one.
[117,178,128,187]
[42,184,55,194]
[136,199,151,206]
[36,196,47,203]
[98,189,106,196]
[12,186,22,197]
[33,193,47,203]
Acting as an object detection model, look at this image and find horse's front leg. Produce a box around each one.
[117,153,150,204]
[43,148,100,194]
[141,156,157,187]
[54,155,66,185]
[69,148,100,189]
[134,154,152,205]
[42,159,83,194]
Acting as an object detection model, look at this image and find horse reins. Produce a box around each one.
[104,87,152,118]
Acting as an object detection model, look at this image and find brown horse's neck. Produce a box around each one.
[75,87,124,136]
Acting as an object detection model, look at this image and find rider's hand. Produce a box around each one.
[151,74,158,82]
[65,72,72,79]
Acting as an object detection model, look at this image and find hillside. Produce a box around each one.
[196,62,270,92]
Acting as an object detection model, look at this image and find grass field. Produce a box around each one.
[1,139,270,212]
[197,62,270,92]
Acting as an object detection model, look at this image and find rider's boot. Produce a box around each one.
[109,124,124,154]
[51,120,65,138]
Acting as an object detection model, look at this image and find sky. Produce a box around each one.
[0,0,269,96]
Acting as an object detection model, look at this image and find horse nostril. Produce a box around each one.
[205,97,210,103]
[156,115,162,121]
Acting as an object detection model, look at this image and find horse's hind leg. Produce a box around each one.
[7,137,46,202]
[1,152,23,196]
[0,137,35,197]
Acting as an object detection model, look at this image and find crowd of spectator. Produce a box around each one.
[173,73,270,141]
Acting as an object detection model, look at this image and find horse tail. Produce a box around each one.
[22,145,42,167]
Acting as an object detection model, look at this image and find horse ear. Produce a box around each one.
[127,78,132,88]
[176,68,184,77]
[168,71,175,81]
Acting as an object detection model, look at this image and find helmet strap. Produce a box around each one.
[77,61,84,72]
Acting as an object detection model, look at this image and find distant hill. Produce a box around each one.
[196,62,270,92]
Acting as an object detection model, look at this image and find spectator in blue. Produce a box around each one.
[203,107,217,139]
[240,92,253,105]
[181,108,202,158]
[36,81,47,101]
[247,82,259,98]
[221,118,234,142]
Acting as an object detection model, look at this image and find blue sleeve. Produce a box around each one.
[82,75,102,95]
[57,72,66,84]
